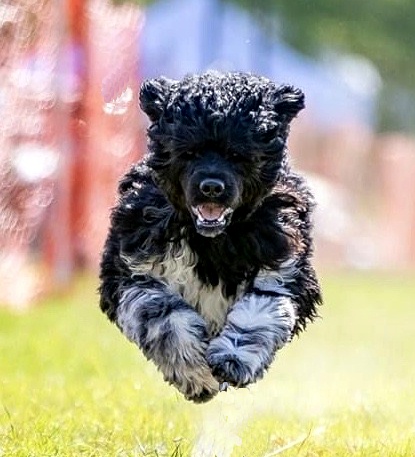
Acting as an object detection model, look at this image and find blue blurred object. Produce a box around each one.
[140,0,376,128]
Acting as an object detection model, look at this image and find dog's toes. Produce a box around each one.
[172,365,219,403]
[208,354,259,388]
[183,378,219,403]
[186,387,218,404]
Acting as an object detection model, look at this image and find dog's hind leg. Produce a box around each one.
[116,279,219,403]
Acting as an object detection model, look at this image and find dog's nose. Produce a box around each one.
[199,178,225,197]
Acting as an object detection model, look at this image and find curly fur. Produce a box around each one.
[99,71,322,403]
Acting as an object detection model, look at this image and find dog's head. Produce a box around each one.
[139,71,304,237]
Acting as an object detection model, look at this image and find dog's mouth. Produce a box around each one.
[191,203,234,237]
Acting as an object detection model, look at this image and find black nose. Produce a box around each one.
[199,178,225,197]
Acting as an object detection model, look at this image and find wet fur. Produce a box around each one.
[99,71,322,403]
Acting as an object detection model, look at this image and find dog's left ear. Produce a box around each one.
[139,77,173,122]
[270,85,305,122]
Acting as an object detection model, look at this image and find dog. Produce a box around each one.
[99,71,322,403]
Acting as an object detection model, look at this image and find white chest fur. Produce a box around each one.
[125,242,241,335]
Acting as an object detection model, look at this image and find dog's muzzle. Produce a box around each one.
[191,203,234,237]
[185,164,240,237]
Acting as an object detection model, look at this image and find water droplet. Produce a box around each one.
[103,86,133,116]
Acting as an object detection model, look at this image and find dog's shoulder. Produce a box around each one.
[117,162,156,197]
[108,163,175,259]
[113,164,170,223]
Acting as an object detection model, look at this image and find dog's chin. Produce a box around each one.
[190,203,234,238]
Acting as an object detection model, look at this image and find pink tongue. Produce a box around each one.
[198,203,224,221]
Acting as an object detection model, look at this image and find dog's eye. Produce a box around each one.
[185,150,196,158]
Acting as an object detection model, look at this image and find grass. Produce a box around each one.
[1,272,414,456]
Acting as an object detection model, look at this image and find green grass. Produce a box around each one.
[1,273,414,456]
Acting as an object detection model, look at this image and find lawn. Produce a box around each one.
[1,273,414,456]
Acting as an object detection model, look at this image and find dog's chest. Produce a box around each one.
[140,242,240,335]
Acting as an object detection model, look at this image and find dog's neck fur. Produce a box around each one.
[118,166,296,334]
[121,194,293,336]
[178,193,292,283]
[123,240,243,335]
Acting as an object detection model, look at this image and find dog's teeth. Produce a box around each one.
[191,205,234,231]
[217,208,233,222]
[192,206,233,223]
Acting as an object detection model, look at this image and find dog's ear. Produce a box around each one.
[139,77,173,122]
[270,85,305,122]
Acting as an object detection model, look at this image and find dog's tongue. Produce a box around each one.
[198,203,224,221]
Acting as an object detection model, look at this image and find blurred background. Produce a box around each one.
[0,0,414,308]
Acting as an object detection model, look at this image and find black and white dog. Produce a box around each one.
[99,71,322,403]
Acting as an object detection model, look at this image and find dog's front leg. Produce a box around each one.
[206,274,297,388]
[116,279,219,402]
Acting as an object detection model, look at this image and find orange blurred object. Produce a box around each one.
[0,0,145,308]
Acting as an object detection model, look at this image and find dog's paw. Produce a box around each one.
[185,384,218,404]
[207,353,262,388]
[164,362,219,403]
[183,365,221,403]
[206,343,265,388]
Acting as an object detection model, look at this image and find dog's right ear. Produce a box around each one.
[139,77,173,122]
[270,85,305,123]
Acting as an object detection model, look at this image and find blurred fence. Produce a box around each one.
[0,0,144,308]
[0,0,62,306]
[0,0,414,309]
